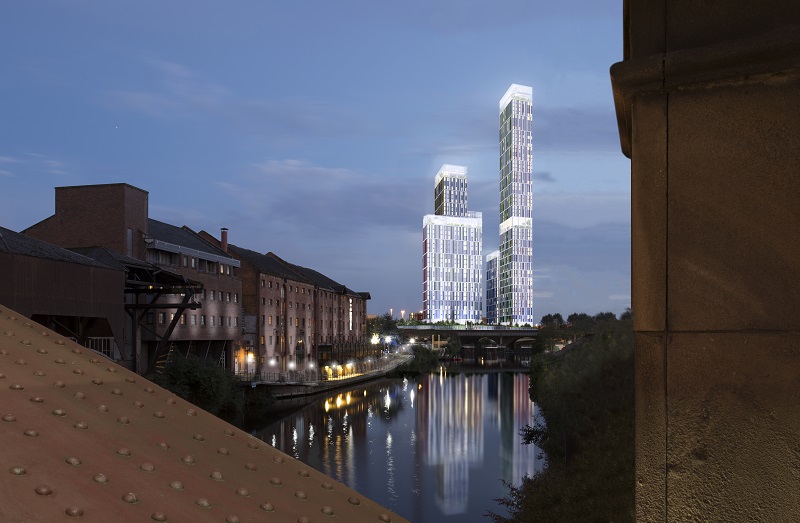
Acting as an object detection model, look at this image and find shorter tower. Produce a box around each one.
[423,165,483,323]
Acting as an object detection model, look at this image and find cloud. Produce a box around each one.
[0,169,13,177]
[533,171,555,183]
[0,156,21,164]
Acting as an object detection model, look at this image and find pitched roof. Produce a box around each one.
[0,304,407,522]
[228,245,308,282]
[147,219,234,259]
[0,226,119,270]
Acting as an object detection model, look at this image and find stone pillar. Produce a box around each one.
[611,3,800,520]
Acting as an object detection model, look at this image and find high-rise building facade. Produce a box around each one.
[485,250,499,323]
[423,165,483,323]
[497,84,534,324]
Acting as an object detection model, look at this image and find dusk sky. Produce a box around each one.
[0,1,630,320]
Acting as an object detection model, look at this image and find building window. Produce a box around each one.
[158,312,166,325]
[289,302,293,309]
[295,318,299,327]
[261,279,265,287]
[191,257,196,269]
[226,292,231,303]
[191,315,197,326]
[225,265,230,275]
[260,336,265,346]
[180,314,186,326]
[227,316,231,327]
[220,264,224,274]
[269,281,273,288]
[269,336,272,345]
[234,293,238,303]
[234,317,238,327]
[261,316,265,326]
[268,315,273,325]
[261,297,266,305]
[210,290,215,301]
[147,312,153,325]
[269,299,273,306]
[200,315,206,326]
[211,316,216,326]
[219,316,224,327]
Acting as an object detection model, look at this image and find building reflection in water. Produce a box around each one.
[252,372,541,523]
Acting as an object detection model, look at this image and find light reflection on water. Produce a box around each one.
[252,372,542,523]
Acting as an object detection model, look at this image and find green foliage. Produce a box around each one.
[489,315,634,522]
[399,344,439,374]
[443,335,461,356]
[539,312,564,326]
[151,355,246,421]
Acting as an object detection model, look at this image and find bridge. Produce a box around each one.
[398,324,538,351]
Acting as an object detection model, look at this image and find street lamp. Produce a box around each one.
[401,310,406,320]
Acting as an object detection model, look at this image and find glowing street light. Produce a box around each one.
[401,309,406,319]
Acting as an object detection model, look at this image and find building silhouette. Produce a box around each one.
[422,164,483,323]
[496,84,534,325]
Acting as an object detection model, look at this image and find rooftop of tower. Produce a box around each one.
[499,84,533,111]
[434,164,467,186]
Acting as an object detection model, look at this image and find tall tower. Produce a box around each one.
[423,165,483,323]
[497,84,534,325]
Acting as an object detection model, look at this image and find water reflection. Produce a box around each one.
[252,372,542,523]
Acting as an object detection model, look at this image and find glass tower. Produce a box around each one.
[497,84,534,324]
[423,165,483,323]
[485,250,499,324]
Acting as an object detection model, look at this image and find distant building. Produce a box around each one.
[497,85,534,325]
[485,250,499,324]
[423,165,483,323]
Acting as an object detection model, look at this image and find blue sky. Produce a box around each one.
[0,0,630,320]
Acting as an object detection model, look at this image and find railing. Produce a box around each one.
[67,337,118,360]
[235,355,414,385]
[398,325,537,331]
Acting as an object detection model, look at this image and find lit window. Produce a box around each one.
[210,290,215,301]
[234,293,238,303]
[269,315,273,325]
[200,315,206,326]
[234,317,238,327]
[191,315,197,326]
[158,312,166,325]
[226,292,231,302]
[210,316,215,326]
[180,314,186,326]
[260,336,265,346]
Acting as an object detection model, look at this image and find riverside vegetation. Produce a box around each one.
[489,311,634,522]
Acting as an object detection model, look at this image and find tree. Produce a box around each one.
[540,313,564,326]
[443,335,461,357]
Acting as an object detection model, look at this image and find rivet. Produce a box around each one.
[111,388,122,396]
[154,411,165,419]
[125,377,136,383]
[24,429,39,437]
[195,498,211,509]
[297,517,311,523]
[248,441,260,450]
[181,455,195,465]
[16,358,27,365]
[224,428,235,436]
[89,357,100,364]
[65,457,81,466]
[55,503,75,519]
[75,392,86,400]
[9,466,27,475]
[74,421,88,430]
[37,348,48,354]
[193,434,205,442]
[140,463,155,473]
[97,405,108,412]
[117,448,131,457]
[2,414,16,422]
[34,370,45,377]
[209,470,224,481]
[226,516,240,523]
[71,348,81,354]
[92,379,103,385]
[53,381,65,388]
[151,512,167,522]
[0,349,7,354]
[55,358,66,364]
[235,487,249,497]
[92,473,108,484]
[35,485,53,496]
[244,463,257,471]
[133,400,144,408]
[348,496,361,505]
[10,383,24,390]
[259,503,274,512]
[269,477,283,486]
[186,408,197,416]
[106,367,117,373]
[217,447,229,455]
[272,455,284,464]
[1,333,10,339]
[294,491,307,500]
[73,369,84,375]
[144,387,154,393]
[40,331,49,337]
[122,492,138,504]
[23,322,32,328]
[158,442,170,451]
[55,339,65,345]
[52,408,66,417]
[0,373,5,379]
[379,514,392,522]
[298,470,310,478]
[117,416,130,425]
[20,339,32,346]
[169,480,183,491]
[321,482,333,490]
[321,506,335,516]
[166,398,176,405]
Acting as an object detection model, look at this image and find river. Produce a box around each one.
[249,370,543,522]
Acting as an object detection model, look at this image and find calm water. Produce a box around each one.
[250,371,543,523]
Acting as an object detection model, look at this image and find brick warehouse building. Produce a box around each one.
[23,183,243,373]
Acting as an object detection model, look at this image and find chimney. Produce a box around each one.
[220,227,228,253]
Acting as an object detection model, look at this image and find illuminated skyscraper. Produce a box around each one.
[485,250,499,324]
[497,84,534,324]
[423,165,483,323]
